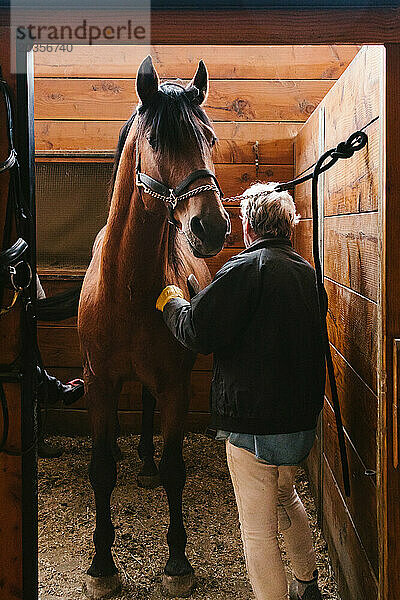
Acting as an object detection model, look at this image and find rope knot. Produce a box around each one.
[331,131,368,160]
[332,141,355,159]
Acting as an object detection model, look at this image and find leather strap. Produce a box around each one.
[136,152,223,201]
[137,171,171,198]
[174,168,223,198]
[0,237,28,267]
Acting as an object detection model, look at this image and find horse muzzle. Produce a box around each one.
[186,212,231,258]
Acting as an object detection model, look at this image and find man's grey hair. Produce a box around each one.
[240,182,300,239]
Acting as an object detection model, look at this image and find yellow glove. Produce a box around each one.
[156,285,184,312]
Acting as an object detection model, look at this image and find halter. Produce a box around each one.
[136,153,223,228]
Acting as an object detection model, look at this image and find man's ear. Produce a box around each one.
[136,55,159,105]
[185,60,209,105]
[243,217,253,247]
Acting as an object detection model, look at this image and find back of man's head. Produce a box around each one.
[240,182,300,239]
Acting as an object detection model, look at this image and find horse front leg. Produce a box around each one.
[159,387,195,598]
[84,379,122,600]
[137,386,161,488]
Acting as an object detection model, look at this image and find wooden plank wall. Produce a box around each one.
[293,45,384,600]
[33,44,359,435]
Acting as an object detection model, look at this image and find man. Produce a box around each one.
[156,182,326,600]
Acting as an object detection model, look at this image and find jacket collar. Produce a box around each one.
[239,236,293,255]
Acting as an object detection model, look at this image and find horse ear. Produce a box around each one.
[136,55,159,105]
[186,60,209,105]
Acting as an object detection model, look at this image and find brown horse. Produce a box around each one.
[77,55,230,599]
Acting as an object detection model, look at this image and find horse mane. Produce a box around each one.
[107,111,136,206]
[136,81,213,159]
[107,81,215,276]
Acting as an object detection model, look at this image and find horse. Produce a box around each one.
[77,55,230,599]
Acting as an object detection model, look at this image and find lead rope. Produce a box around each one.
[281,126,376,498]
[222,118,378,497]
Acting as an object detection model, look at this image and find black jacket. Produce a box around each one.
[163,237,326,435]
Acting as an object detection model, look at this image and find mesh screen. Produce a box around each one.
[36,162,113,268]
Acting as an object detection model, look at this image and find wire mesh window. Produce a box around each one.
[36,161,113,268]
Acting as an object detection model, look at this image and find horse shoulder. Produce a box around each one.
[93,225,107,256]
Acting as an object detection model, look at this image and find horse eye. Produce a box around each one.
[210,137,217,148]
[147,135,157,149]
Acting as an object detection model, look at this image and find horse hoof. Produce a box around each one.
[83,573,121,599]
[137,472,161,489]
[161,573,196,597]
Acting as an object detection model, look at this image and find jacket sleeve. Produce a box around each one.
[162,255,260,355]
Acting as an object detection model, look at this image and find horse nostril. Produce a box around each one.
[190,216,206,242]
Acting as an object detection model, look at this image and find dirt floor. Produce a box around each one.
[38,434,340,600]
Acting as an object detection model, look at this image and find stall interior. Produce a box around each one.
[34,44,382,600]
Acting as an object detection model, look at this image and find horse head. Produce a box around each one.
[134,55,230,258]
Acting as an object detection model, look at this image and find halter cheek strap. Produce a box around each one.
[135,152,223,227]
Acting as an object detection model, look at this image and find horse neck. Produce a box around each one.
[100,146,171,293]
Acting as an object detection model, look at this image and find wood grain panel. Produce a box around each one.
[38,325,81,368]
[322,457,378,600]
[325,278,377,393]
[324,46,384,149]
[324,212,379,301]
[216,164,294,198]
[293,219,313,267]
[34,120,301,164]
[293,45,384,600]
[324,400,378,575]
[324,120,381,216]
[293,182,313,222]
[34,78,334,122]
[327,346,377,473]
[150,9,400,45]
[17,8,400,45]
[295,108,320,176]
[34,45,360,80]
[323,46,383,215]
[294,108,320,219]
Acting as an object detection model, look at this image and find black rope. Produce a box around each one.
[276,120,378,497]
[279,116,379,189]
[36,283,82,322]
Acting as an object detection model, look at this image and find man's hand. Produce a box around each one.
[156,285,184,312]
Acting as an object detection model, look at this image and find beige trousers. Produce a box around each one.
[226,441,316,600]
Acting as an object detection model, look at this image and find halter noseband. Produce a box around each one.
[136,154,223,227]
